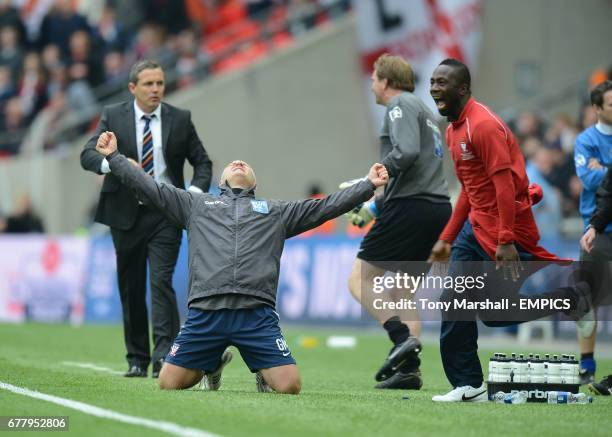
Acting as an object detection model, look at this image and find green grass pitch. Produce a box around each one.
[0,323,609,436]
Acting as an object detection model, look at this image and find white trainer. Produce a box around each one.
[255,371,274,393]
[199,349,233,391]
[432,383,488,403]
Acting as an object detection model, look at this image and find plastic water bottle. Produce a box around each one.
[548,355,562,384]
[509,353,518,382]
[543,354,550,382]
[516,354,528,382]
[493,391,528,404]
[547,392,593,404]
[559,355,573,384]
[569,355,580,384]
[526,354,534,383]
[488,353,500,382]
[531,354,545,383]
[497,353,511,382]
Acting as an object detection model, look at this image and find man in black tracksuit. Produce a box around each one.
[581,166,612,396]
[584,169,612,240]
[95,131,389,394]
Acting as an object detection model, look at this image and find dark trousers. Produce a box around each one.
[111,206,182,367]
[440,221,580,387]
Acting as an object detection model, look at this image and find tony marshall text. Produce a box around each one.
[373,298,572,311]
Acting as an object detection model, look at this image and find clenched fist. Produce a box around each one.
[95,131,118,156]
[367,163,389,188]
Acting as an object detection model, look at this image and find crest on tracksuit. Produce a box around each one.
[251,200,269,214]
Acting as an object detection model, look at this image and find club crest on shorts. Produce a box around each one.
[170,343,180,356]
[251,199,269,214]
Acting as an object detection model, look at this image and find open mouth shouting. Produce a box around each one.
[431,94,449,115]
[433,96,447,112]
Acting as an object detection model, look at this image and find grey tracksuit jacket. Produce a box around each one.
[380,92,449,204]
[108,153,375,307]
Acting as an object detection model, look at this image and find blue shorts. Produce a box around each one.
[165,306,296,373]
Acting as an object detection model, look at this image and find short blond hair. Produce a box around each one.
[374,54,415,92]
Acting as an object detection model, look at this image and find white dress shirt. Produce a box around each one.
[100,101,203,193]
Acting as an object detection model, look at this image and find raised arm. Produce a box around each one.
[280,164,388,238]
[97,131,196,229]
[183,110,213,192]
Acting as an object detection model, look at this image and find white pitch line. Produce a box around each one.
[61,361,124,375]
[0,381,220,437]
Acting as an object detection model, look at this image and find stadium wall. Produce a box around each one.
[474,0,612,115]
[3,1,612,233]
[0,17,376,234]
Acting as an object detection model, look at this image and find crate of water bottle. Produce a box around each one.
[487,352,580,402]
[488,383,580,402]
[488,352,580,384]
[493,390,592,404]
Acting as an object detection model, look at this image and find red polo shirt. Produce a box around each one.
[440,97,559,261]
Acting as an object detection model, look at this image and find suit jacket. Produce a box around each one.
[80,100,213,230]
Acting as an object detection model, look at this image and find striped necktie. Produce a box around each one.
[141,115,155,177]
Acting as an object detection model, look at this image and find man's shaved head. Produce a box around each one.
[219,160,257,190]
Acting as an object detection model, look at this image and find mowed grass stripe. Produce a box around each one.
[0,381,220,437]
[61,361,124,375]
[0,323,611,437]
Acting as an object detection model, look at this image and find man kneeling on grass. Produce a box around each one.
[95,131,389,394]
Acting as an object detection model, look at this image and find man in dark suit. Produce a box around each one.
[81,59,212,378]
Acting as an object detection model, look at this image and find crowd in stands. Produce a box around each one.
[2,0,609,241]
[511,66,612,238]
[0,192,45,233]
[0,0,351,157]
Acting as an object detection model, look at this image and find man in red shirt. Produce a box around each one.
[428,58,594,402]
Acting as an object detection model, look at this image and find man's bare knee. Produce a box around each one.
[349,259,377,301]
[348,263,361,295]
[158,363,202,390]
[159,376,179,390]
[275,377,301,395]
[158,367,183,390]
[260,365,301,394]
[158,371,182,390]
[348,274,360,299]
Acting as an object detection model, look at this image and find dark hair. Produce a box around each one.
[439,58,471,91]
[128,59,162,84]
[590,80,612,107]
